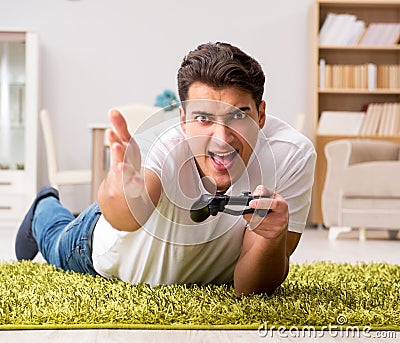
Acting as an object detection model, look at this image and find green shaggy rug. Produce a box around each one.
[0,260,399,330]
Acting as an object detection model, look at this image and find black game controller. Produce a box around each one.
[190,191,269,223]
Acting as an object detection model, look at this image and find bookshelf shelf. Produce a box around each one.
[317,133,400,138]
[312,0,400,224]
[319,45,400,50]
[319,88,400,94]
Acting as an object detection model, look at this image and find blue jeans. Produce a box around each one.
[32,197,101,275]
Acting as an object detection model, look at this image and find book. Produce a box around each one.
[386,103,398,136]
[317,111,365,135]
[334,14,357,45]
[319,59,326,89]
[377,103,390,136]
[319,13,358,45]
[359,23,383,45]
[332,64,341,88]
[359,104,375,136]
[325,64,332,89]
[353,65,361,89]
[318,13,337,45]
[395,104,400,135]
[390,65,399,89]
[367,63,377,90]
[379,23,400,45]
[368,104,382,135]
[348,20,366,45]
[358,23,400,45]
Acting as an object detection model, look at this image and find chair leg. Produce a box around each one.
[388,230,399,240]
[328,226,352,240]
[358,227,367,241]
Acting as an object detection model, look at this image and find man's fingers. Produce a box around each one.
[249,193,287,212]
[107,109,141,172]
[121,163,145,198]
[249,197,274,211]
[125,137,142,172]
[109,139,141,174]
[109,109,131,143]
[107,128,122,148]
[252,185,274,197]
[109,141,125,170]
[249,185,275,211]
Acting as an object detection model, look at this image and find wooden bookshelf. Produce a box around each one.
[312,0,400,225]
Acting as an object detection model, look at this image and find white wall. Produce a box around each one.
[1,0,315,211]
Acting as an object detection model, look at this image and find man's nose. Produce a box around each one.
[212,121,234,144]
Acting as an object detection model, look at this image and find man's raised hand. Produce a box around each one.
[107,109,144,198]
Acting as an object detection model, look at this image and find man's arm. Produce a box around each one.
[233,187,301,296]
[97,110,161,231]
[234,227,300,296]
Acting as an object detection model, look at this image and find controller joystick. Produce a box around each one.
[190,191,269,223]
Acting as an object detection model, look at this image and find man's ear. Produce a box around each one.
[179,106,186,133]
[258,100,266,129]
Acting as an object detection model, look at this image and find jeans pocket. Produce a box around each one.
[64,214,84,232]
[65,246,98,276]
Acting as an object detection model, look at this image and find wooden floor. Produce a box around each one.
[0,224,398,342]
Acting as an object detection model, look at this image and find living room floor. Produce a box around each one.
[1,224,398,264]
[0,224,398,342]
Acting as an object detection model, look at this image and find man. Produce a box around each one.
[16,42,316,296]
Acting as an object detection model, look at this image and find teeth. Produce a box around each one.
[211,151,236,157]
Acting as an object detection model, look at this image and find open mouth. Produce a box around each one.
[209,150,238,170]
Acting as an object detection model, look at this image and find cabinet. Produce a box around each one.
[312,0,400,224]
[0,30,38,225]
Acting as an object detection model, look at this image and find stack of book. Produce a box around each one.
[317,103,400,137]
[319,61,400,90]
[359,103,400,136]
[319,13,400,46]
[358,23,400,46]
[377,65,400,89]
[317,111,366,135]
[318,13,366,45]
[319,60,377,90]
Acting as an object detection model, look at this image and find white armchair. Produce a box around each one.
[322,139,400,240]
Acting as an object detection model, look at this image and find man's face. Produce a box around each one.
[180,82,266,192]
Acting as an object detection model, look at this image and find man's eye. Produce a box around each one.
[232,111,247,120]
[195,115,211,123]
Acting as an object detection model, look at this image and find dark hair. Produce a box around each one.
[177,42,265,108]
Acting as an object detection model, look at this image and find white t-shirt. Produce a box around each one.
[92,114,316,286]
